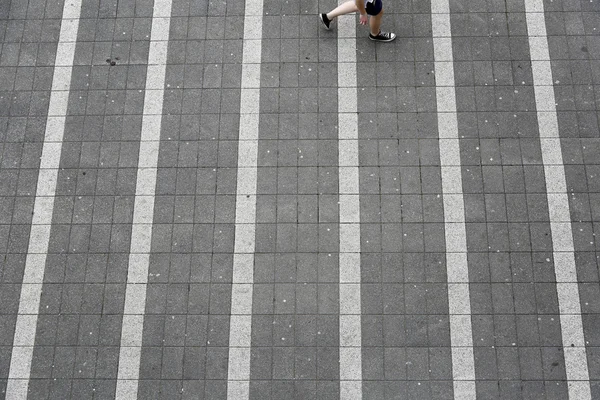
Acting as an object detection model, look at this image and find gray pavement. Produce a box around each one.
[1,0,599,399]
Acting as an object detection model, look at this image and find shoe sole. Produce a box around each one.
[319,14,331,30]
[369,34,396,42]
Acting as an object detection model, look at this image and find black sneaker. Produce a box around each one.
[369,30,396,42]
[320,13,331,30]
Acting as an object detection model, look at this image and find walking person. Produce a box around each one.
[320,0,396,42]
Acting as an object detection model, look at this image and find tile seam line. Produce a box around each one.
[431,4,477,399]
[525,1,592,398]
[114,0,173,398]
[5,0,84,398]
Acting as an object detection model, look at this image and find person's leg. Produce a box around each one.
[326,0,358,19]
[369,8,382,35]
[366,0,395,41]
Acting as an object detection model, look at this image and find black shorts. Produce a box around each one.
[365,0,383,16]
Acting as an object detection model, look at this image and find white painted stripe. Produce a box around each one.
[5,1,83,398]
[226,0,263,398]
[115,0,173,397]
[337,4,362,399]
[525,1,591,397]
[431,3,476,399]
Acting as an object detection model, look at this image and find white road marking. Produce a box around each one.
[431,1,476,398]
[115,0,173,397]
[226,0,264,398]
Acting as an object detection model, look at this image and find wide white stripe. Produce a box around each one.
[115,0,173,398]
[5,1,83,398]
[226,0,264,398]
[432,3,476,399]
[337,4,362,399]
[525,1,591,397]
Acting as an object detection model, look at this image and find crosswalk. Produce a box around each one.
[1,0,595,398]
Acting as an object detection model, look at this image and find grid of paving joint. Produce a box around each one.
[134,0,247,398]
[1,0,600,399]
[2,0,158,397]
[449,0,598,398]
[1,0,70,397]
[542,0,600,398]
[353,2,455,398]
[248,0,343,398]
[451,1,564,397]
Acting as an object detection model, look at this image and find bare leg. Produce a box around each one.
[326,0,358,19]
[369,8,383,35]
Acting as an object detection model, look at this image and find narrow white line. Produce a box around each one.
[5,1,83,398]
[226,0,264,398]
[431,1,476,398]
[337,5,362,399]
[115,0,173,398]
[525,1,591,398]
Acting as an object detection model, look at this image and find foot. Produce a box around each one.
[320,13,331,30]
[369,30,396,42]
